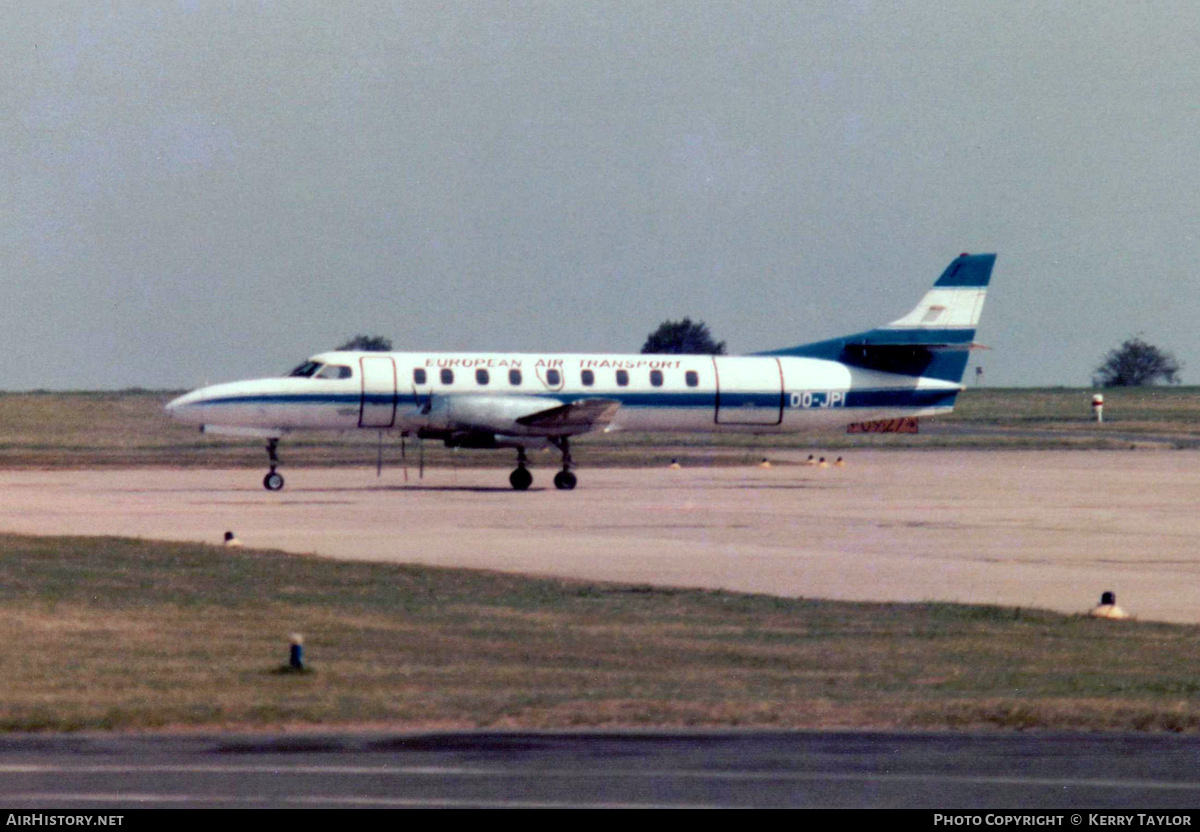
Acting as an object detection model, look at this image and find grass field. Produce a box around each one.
[4,388,1200,733]
[2,386,1200,470]
[2,533,1199,733]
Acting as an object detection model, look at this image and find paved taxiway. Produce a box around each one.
[3,730,1200,808]
[1,450,1199,623]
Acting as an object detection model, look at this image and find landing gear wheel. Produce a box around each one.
[548,437,577,491]
[263,438,284,492]
[509,467,533,491]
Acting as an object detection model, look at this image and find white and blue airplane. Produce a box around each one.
[167,252,995,491]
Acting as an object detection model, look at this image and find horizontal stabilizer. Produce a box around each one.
[516,398,622,433]
[843,335,988,351]
[853,342,987,351]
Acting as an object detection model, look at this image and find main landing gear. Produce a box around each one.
[263,438,284,491]
[550,437,576,491]
[507,439,578,491]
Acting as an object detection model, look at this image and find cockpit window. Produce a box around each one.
[316,364,352,380]
[288,361,322,378]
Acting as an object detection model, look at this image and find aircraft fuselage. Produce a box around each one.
[166,252,994,490]
[167,351,961,438]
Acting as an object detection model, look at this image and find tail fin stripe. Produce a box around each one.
[934,254,995,287]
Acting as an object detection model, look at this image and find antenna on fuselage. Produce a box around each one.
[410,384,431,415]
[400,431,423,480]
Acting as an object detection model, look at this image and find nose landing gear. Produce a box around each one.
[263,438,284,491]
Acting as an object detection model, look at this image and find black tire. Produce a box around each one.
[263,472,285,491]
[553,470,577,491]
[509,467,533,491]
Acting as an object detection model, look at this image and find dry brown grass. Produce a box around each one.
[2,534,1200,732]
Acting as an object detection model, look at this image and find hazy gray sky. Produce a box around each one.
[3,1,1198,389]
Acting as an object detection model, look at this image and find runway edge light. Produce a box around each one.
[289,633,305,671]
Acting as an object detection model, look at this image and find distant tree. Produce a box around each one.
[336,335,393,352]
[1093,336,1182,387]
[641,318,726,355]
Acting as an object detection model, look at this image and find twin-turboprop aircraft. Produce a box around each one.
[166,253,995,491]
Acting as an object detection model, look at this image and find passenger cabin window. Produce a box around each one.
[581,369,595,386]
[686,370,699,387]
[476,368,489,385]
[616,369,629,387]
[413,368,427,385]
[288,361,322,378]
[509,369,522,386]
[650,369,664,387]
[440,368,454,385]
[546,369,561,386]
[316,364,352,380]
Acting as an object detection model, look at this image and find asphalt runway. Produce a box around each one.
[2,730,1200,809]
[1,450,1199,623]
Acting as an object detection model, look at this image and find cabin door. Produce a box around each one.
[359,356,397,428]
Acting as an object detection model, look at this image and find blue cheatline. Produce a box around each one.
[197,387,956,413]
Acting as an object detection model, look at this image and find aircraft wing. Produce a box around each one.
[515,398,622,433]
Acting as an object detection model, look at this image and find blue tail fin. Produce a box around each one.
[759,253,996,382]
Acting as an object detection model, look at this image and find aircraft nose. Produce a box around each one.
[165,389,207,423]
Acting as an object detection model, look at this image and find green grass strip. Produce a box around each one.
[1,534,1199,732]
